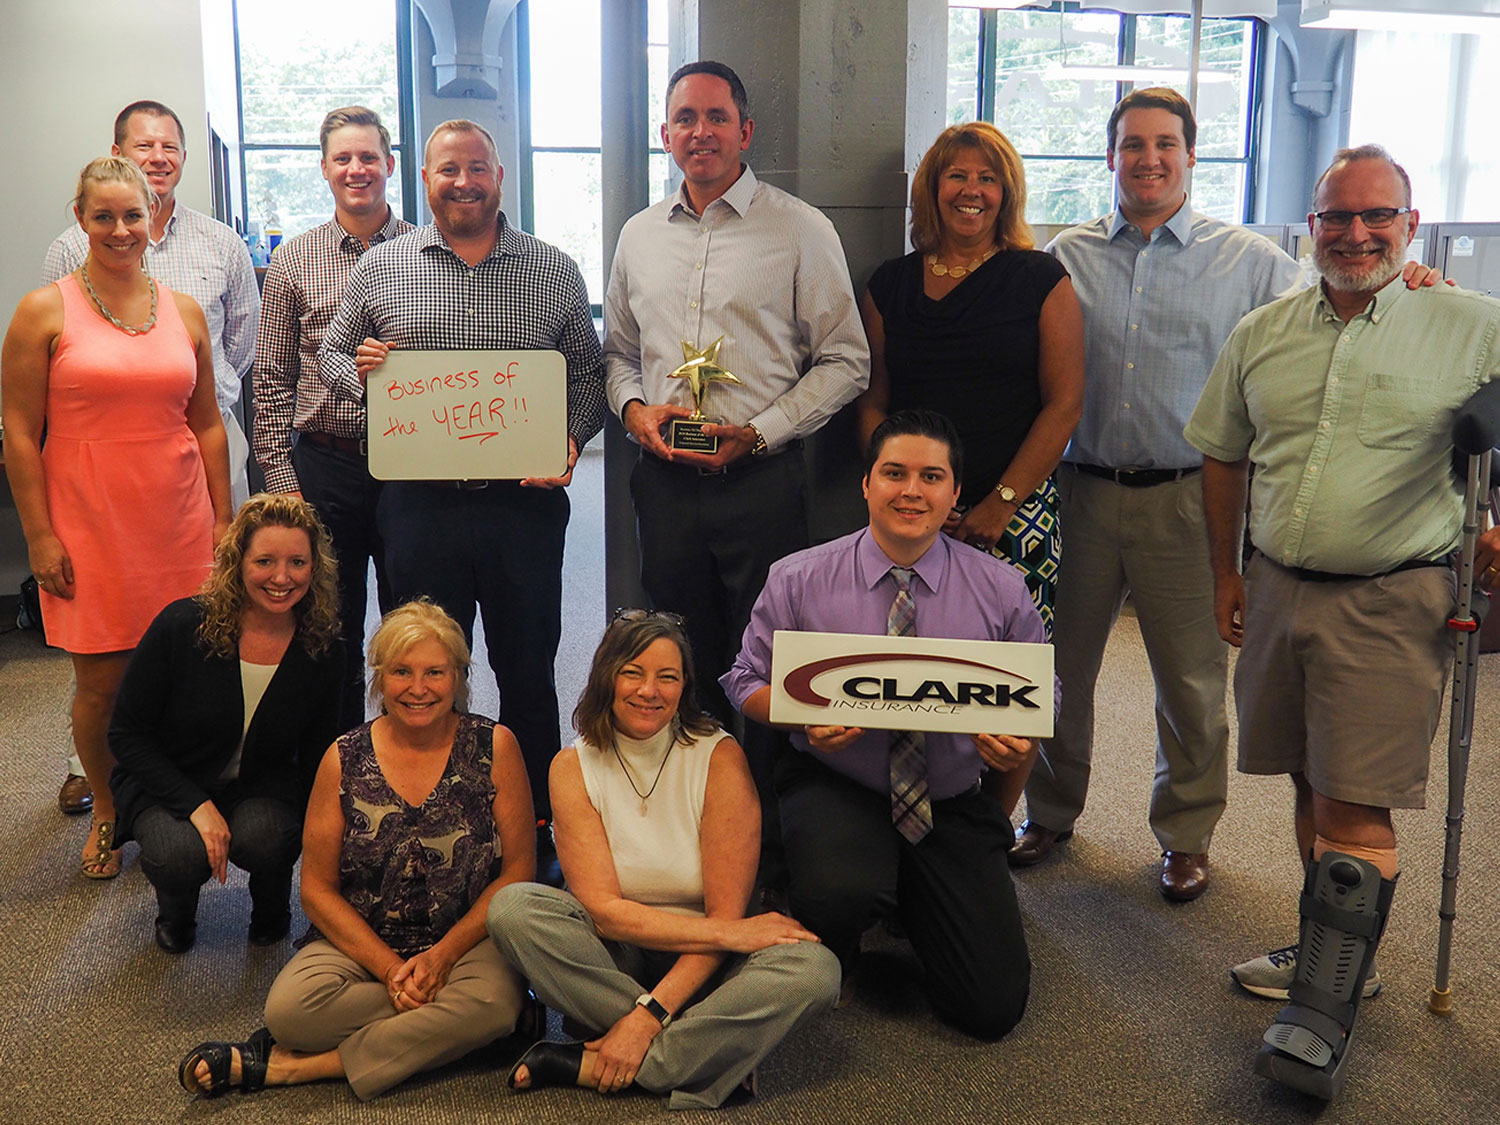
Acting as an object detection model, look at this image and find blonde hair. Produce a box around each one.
[367,599,472,712]
[195,494,340,659]
[72,155,153,217]
[909,122,1032,255]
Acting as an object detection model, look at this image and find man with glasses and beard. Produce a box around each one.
[1186,145,1500,1096]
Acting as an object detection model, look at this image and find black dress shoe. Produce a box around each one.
[1009,821,1073,868]
[1160,851,1211,902]
[58,773,93,815]
[248,912,291,946]
[155,917,197,954]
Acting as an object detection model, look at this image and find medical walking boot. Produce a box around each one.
[1252,851,1396,1099]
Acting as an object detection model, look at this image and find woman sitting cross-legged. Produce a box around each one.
[487,609,840,1110]
[178,598,538,1100]
[109,494,342,953]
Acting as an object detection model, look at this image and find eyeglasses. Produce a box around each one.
[612,607,686,626]
[1312,207,1411,231]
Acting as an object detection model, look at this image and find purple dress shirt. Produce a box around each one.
[722,528,1058,800]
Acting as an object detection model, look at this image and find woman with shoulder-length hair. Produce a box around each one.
[109,493,343,954]
[488,610,840,1110]
[853,121,1085,812]
[178,598,538,1101]
[856,121,1084,636]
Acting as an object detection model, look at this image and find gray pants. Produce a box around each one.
[264,938,524,1100]
[488,883,840,1110]
[1025,467,1230,853]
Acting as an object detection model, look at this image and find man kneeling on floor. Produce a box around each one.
[1185,144,1500,1097]
[722,409,1056,1037]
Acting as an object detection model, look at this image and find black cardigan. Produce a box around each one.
[109,597,343,842]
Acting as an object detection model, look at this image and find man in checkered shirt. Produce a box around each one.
[322,120,605,855]
[252,106,414,730]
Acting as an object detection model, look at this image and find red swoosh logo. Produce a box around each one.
[782,653,1034,706]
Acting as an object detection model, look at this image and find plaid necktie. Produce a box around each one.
[887,566,932,843]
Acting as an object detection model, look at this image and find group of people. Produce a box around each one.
[4,53,1499,1104]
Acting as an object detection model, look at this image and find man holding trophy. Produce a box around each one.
[603,59,869,727]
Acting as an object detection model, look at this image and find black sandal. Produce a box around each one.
[177,1027,275,1097]
[505,1039,583,1091]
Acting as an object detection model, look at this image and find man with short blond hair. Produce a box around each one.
[252,105,413,729]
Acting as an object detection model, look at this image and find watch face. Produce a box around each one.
[999,485,1017,502]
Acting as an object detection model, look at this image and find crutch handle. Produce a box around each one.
[1452,380,1500,454]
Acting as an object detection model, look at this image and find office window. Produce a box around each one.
[519,0,671,306]
[949,4,1261,226]
[1350,30,1500,222]
[237,0,412,241]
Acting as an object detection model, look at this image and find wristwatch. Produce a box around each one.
[635,992,673,1027]
[748,424,769,457]
[994,482,1019,503]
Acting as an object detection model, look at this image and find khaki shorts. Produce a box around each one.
[1234,553,1453,809]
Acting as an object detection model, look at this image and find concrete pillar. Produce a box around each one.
[602,0,653,615]
[682,0,949,539]
[1255,0,1355,222]
[408,0,523,223]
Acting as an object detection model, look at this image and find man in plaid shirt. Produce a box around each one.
[321,120,605,866]
[252,106,414,730]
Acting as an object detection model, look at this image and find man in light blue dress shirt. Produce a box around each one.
[1017,88,1303,901]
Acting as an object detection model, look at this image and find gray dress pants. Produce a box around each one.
[488,883,840,1109]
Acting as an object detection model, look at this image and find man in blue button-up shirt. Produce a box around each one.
[1021,88,1303,901]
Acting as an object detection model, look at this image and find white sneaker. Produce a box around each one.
[1231,944,1382,1000]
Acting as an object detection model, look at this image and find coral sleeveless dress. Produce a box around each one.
[40,275,215,653]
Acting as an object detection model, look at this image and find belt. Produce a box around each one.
[299,430,367,457]
[1073,463,1201,487]
[1264,551,1451,583]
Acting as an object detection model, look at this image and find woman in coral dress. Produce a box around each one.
[1,156,230,878]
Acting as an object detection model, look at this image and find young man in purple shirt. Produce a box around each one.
[723,409,1054,1038]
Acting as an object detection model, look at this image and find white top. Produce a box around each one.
[575,724,722,917]
[220,658,277,781]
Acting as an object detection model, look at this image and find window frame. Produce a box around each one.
[962,2,1265,223]
[232,0,419,235]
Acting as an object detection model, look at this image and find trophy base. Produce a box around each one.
[668,416,719,454]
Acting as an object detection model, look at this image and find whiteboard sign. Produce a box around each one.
[366,349,568,481]
[768,629,1054,736]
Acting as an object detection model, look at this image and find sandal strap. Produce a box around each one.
[178,1041,234,1096]
[239,1028,275,1093]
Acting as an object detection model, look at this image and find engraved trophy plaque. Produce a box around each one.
[666,336,743,454]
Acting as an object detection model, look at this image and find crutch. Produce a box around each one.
[1430,380,1500,1014]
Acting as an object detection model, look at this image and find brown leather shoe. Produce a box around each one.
[1160,851,1211,902]
[1009,821,1072,868]
[58,773,93,815]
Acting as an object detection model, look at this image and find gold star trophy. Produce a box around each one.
[665,337,743,453]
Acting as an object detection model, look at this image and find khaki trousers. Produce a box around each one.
[265,938,524,1100]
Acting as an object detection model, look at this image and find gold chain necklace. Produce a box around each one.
[926,246,998,279]
[80,262,158,335]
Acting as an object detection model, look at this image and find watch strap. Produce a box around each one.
[635,992,672,1027]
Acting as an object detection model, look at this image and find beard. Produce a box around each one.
[1314,237,1406,294]
[429,192,499,240]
